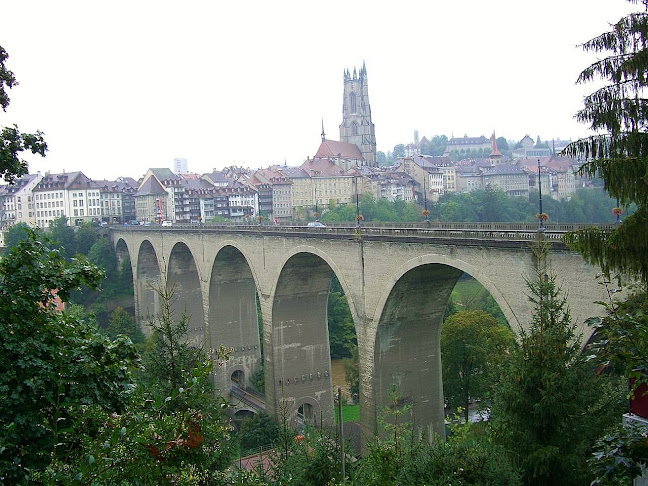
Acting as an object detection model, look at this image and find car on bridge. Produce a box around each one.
[307,221,326,228]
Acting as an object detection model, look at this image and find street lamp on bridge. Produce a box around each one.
[537,159,546,233]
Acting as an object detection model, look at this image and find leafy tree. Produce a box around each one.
[392,143,405,159]
[0,229,139,483]
[496,136,510,152]
[50,279,235,484]
[377,150,388,166]
[48,215,77,258]
[563,2,648,283]
[343,346,360,401]
[328,275,356,358]
[0,45,47,183]
[75,221,100,255]
[441,310,515,422]
[105,306,145,344]
[2,221,29,248]
[237,411,281,454]
[489,244,625,485]
[447,275,507,325]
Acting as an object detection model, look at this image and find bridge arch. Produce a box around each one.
[114,238,130,269]
[266,250,337,427]
[167,242,204,346]
[366,252,520,443]
[135,239,163,334]
[208,244,262,395]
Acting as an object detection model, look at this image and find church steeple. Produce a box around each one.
[339,62,377,167]
[321,119,326,142]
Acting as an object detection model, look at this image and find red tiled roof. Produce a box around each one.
[315,139,363,160]
[300,157,350,177]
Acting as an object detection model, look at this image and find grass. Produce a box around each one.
[335,404,360,423]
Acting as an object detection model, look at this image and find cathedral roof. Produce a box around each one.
[300,157,350,177]
[315,139,364,161]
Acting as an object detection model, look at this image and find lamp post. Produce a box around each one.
[537,159,545,233]
[423,173,429,222]
[355,176,361,227]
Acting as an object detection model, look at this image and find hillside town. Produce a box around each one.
[0,64,586,229]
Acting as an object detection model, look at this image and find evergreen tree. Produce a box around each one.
[563,2,648,283]
[490,243,624,485]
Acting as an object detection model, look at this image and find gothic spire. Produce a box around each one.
[321,119,326,142]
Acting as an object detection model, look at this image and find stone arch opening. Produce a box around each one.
[115,238,129,269]
[270,252,336,428]
[231,369,245,388]
[374,263,463,442]
[208,245,261,396]
[114,238,135,318]
[135,240,162,335]
[231,410,256,431]
[167,242,203,347]
[297,402,316,425]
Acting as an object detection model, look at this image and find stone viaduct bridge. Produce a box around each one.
[110,222,611,447]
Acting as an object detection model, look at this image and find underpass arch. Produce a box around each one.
[135,239,163,336]
[167,241,204,347]
[365,253,519,444]
[208,244,262,396]
[266,249,344,429]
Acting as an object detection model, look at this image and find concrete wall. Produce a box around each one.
[111,227,609,449]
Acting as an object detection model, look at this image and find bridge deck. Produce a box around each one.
[117,221,613,249]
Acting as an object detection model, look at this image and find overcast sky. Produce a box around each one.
[1,0,636,181]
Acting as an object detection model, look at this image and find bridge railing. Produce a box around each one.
[116,221,614,243]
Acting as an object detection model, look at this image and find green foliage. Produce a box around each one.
[328,275,356,359]
[419,134,448,156]
[320,186,622,225]
[2,221,29,249]
[249,362,265,394]
[353,384,419,484]
[75,221,101,255]
[563,4,648,283]
[392,144,405,159]
[43,359,236,485]
[395,424,522,486]
[237,412,281,455]
[490,259,625,486]
[441,310,516,421]
[343,346,360,401]
[589,419,648,485]
[0,45,47,183]
[447,275,507,325]
[140,281,205,395]
[0,229,139,483]
[44,277,236,485]
[105,306,145,344]
[586,285,648,384]
[48,215,77,257]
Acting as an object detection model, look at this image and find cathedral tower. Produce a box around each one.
[339,62,377,166]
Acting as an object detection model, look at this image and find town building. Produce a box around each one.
[33,171,101,227]
[96,177,138,224]
[444,135,492,156]
[0,173,42,228]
